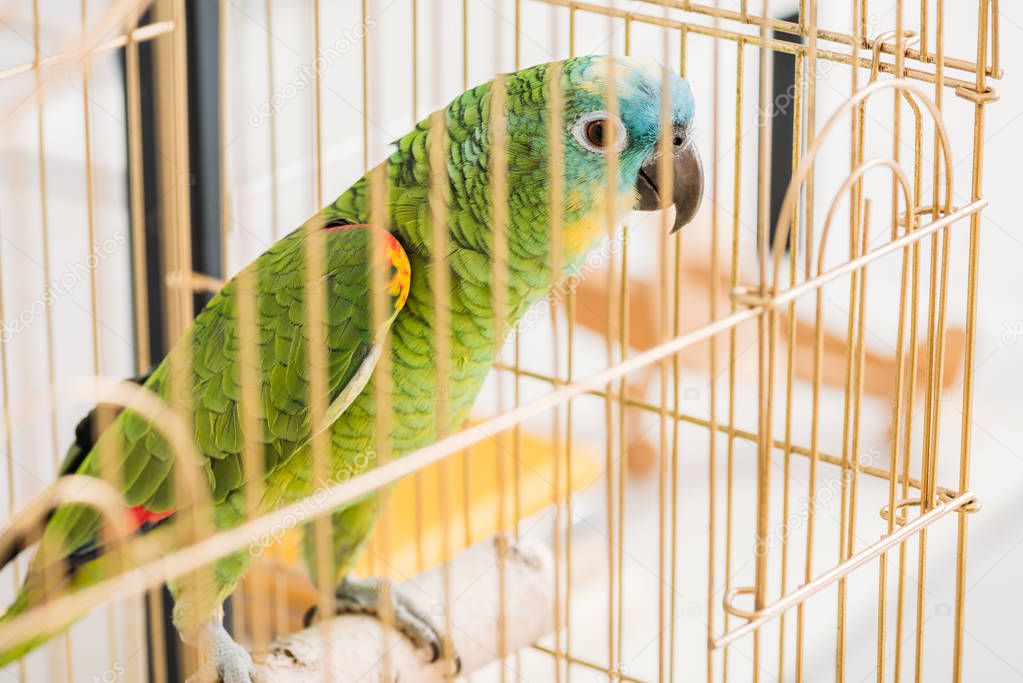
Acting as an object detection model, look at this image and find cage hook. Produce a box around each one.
[954,84,1000,105]
[730,285,773,310]
[897,204,961,229]
[869,30,921,83]
[880,491,981,525]
[722,586,759,621]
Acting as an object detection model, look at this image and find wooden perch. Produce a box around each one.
[251,536,553,682]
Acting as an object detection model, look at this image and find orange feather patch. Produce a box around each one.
[324,223,410,311]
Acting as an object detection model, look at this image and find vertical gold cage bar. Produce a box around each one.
[427,3,455,671]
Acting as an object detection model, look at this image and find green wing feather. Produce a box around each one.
[2,224,408,635]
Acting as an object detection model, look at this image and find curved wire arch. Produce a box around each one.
[0,376,211,535]
[771,78,956,292]
[0,475,132,568]
[815,157,914,277]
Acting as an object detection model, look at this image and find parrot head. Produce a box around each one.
[494,55,704,270]
[376,55,702,281]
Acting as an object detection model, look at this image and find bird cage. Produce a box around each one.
[0,0,1002,682]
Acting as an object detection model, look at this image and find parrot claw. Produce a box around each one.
[185,618,260,683]
[305,575,462,673]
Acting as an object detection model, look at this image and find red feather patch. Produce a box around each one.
[127,506,175,531]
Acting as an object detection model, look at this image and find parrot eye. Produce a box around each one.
[572,111,627,154]
[585,119,606,146]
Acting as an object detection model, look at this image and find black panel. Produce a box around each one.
[185,0,224,308]
[121,3,225,680]
[769,13,803,252]
[134,15,167,361]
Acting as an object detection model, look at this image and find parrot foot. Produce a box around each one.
[185,618,260,683]
[304,575,462,673]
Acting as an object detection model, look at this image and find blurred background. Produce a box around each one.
[0,1,1020,680]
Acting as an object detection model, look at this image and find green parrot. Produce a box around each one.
[0,55,702,681]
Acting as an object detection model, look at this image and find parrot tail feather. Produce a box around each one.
[0,588,59,667]
[0,526,38,576]
[0,505,175,668]
[0,500,61,575]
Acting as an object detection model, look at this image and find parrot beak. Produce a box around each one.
[633,128,704,233]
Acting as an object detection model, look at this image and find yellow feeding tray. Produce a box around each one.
[263,424,601,580]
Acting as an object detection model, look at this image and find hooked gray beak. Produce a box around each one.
[633,128,704,233]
